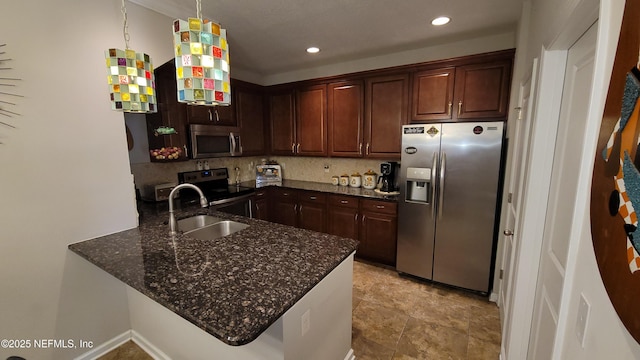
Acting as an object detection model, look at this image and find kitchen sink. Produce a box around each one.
[177,215,223,232]
[184,220,249,241]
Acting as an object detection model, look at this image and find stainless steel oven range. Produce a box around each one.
[178,168,255,218]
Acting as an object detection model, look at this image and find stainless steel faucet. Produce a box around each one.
[168,183,209,235]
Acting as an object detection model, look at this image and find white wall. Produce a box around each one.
[509,0,640,358]
[0,1,174,359]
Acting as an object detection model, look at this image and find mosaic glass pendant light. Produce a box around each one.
[104,0,156,113]
[173,0,231,106]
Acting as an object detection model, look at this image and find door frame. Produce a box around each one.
[499,0,600,359]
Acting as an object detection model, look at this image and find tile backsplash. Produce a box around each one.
[130,156,392,189]
[269,156,388,183]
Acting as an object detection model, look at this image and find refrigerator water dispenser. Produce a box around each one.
[405,167,431,203]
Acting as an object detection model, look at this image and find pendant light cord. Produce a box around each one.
[196,0,202,20]
[121,0,130,49]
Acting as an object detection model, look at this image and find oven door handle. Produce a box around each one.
[208,192,255,207]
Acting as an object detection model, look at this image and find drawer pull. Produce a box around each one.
[310,196,317,200]
[340,200,348,204]
[376,205,385,209]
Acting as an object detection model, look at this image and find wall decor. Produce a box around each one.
[0,43,22,142]
[591,0,640,344]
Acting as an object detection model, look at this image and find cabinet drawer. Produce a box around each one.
[299,191,326,204]
[328,195,359,209]
[272,187,297,200]
[255,189,269,197]
[361,199,397,215]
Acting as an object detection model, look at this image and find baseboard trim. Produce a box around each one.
[344,348,356,360]
[130,330,171,360]
[73,330,131,360]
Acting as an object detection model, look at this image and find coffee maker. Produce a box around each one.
[378,161,398,192]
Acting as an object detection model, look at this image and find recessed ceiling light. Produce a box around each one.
[431,16,451,26]
[306,47,320,54]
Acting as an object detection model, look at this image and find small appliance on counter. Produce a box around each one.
[256,164,282,187]
[142,182,178,202]
[376,161,399,194]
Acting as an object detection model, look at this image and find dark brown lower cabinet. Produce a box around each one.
[297,192,327,232]
[327,195,360,240]
[359,199,398,266]
[327,195,398,266]
[262,188,397,266]
[271,188,298,227]
[253,189,270,220]
[269,188,327,232]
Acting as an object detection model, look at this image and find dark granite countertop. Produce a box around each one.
[68,202,358,346]
[240,179,399,202]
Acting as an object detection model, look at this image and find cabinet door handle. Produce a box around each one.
[366,143,370,155]
[215,108,220,122]
[354,213,358,223]
[183,144,188,158]
[296,143,301,153]
[359,143,363,155]
[448,102,452,116]
[458,100,462,116]
[298,204,302,213]
[291,143,296,154]
[208,109,213,122]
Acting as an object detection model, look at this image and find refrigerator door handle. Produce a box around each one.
[431,152,437,213]
[439,152,446,220]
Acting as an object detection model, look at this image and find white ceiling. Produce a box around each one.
[130,0,523,77]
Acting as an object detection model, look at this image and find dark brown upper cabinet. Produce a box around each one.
[269,89,296,155]
[236,81,266,156]
[411,67,455,121]
[364,74,409,159]
[187,103,236,127]
[454,59,512,120]
[296,84,328,156]
[411,53,513,123]
[328,80,364,157]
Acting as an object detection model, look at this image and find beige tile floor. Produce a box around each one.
[98,260,502,360]
[352,260,501,359]
[97,340,152,360]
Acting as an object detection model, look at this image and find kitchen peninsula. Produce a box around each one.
[68,203,358,360]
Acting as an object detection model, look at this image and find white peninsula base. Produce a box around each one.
[121,254,355,360]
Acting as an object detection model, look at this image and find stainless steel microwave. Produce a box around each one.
[189,124,242,159]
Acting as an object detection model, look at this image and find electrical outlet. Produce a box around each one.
[575,293,590,347]
[248,161,254,171]
[281,162,286,169]
[301,309,311,336]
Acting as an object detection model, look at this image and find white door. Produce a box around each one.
[499,59,538,359]
[527,23,597,359]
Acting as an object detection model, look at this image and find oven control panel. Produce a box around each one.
[178,168,228,184]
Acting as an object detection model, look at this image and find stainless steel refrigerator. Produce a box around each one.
[396,122,504,293]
